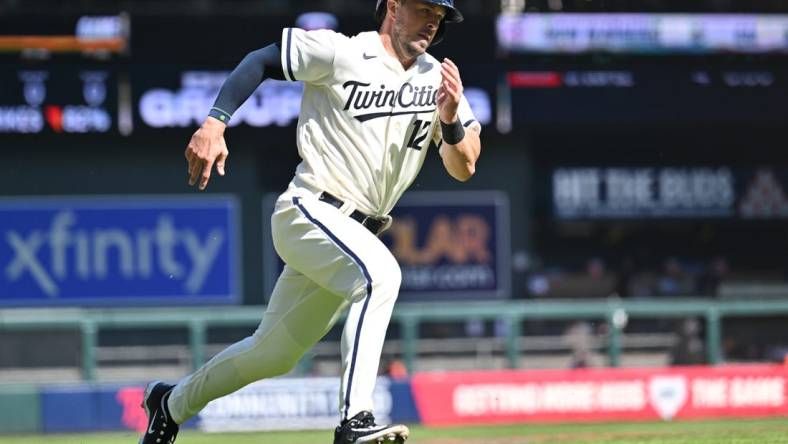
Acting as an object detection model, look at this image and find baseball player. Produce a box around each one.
[140,0,481,443]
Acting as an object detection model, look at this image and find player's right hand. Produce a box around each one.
[185,117,229,191]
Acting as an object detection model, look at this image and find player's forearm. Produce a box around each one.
[441,130,481,182]
[208,43,284,123]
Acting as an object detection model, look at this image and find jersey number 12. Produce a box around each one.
[407,119,430,151]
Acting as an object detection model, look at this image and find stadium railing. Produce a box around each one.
[2,297,788,381]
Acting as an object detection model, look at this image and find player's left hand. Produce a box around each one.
[437,58,463,124]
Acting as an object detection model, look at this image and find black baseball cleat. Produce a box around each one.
[139,381,179,444]
[333,411,409,443]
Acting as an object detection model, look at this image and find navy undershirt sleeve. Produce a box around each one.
[208,43,285,123]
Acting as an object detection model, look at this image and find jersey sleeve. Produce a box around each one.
[432,93,482,145]
[281,28,339,84]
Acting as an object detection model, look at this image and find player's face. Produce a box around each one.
[393,0,446,57]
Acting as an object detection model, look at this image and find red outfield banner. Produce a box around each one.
[411,365,788,425]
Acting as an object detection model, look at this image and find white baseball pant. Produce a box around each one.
[167,182,402,424]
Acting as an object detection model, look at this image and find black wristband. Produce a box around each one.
[440,119,466,145]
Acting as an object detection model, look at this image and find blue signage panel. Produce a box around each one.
[40,384,197,433]
[262,191,510,302]
[0,195,240,306]
[381,191,511,301]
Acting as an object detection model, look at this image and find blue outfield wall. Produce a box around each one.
[39,384,199,433]
[389,379,421,424]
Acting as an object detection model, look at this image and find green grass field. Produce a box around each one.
[2,418,788,444]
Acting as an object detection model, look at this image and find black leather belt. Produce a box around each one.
[318,191,387,235]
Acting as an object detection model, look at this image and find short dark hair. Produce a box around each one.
[375,0,407,25]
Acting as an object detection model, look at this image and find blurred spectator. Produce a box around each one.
[614,256,636,298]
[656,257,697,296]
[464,318,485,337]
[385,358,409,380]
[544,257,617,298]
[522,254,551,299]
[669,318,706,365]
[698,256,730,297]
[494,318,509,338]
[627,272,658,298]
[586,257,606,280]
[563,321,595,368]
[765,346,788,364]
[526,272,551,298]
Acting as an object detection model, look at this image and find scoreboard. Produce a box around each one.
[499,64,788,129]
[0,65,119,134]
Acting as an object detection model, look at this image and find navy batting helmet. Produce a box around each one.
[375,0,464,46]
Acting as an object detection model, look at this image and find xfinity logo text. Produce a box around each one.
[6,212,222,296]
[0,197,239,306]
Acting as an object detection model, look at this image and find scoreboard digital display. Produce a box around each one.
[498,14,788,54]
[0,65,118,134]
[498,65,788,129]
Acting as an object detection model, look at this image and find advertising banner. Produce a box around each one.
[411,365,788,426]
[25,378,413,435]
[133,68,493,132]
[135,70,304,130]
[381,192,511,301]
[197,377,396,432]
[262,191,511,302]
[552,167,788,220]
[0,195,240,306]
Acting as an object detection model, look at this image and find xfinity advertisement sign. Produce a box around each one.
[0,196,240,306]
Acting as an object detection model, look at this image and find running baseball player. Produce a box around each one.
[140,1,481,442]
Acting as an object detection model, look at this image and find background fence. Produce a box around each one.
[3,297,788,382]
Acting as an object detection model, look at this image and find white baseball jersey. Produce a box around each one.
[167,27,481,428]
[281,28,481,216]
